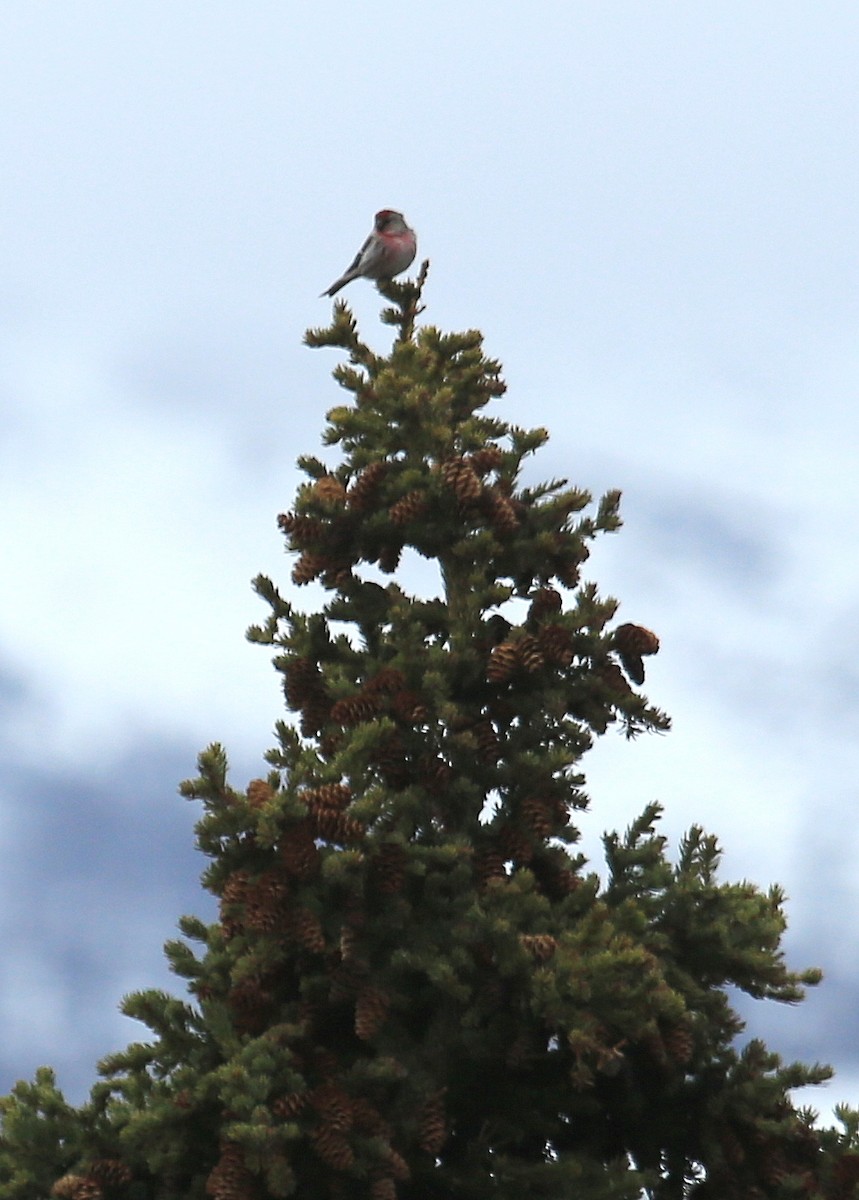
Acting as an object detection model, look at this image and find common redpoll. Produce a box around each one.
[321,210,417,297]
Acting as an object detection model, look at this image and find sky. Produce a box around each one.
[1,2,858,1116]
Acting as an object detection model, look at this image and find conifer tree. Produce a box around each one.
[3,268,859,1200]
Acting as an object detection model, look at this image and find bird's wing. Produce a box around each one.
[343,233,374,274]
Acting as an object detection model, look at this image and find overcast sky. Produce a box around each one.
[1,2,858,1115]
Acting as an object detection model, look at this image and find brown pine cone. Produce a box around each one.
[246,778,273,809]
[518,634,545,672]
[389,489,429,526]
[52,1177,103,1200]
[614,622,660,657]
[486,640,519,682]
[330,693,384,727]
[418,1091,448,1154]
[279,820,320,879]
[292,552,330,585]
[309,1082,354,1132]
[538,623,574,666]
[311,1127,354,1171]
[347,461,388,511]
[88,1161,133,1187]
[528,587,563,620]
[519,933,558,962]
[291,907,326,954]
[355,985,390,1040]
[301,782,353,811]
[486,488,520,534]
[468,445,504,475]
[272,1092,307,1119]
[278,512,325,543]
[313,475,347,505]
[441,457,482,505]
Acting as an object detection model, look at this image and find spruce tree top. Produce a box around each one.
[4,268,848,1200]
[248,263,669,858]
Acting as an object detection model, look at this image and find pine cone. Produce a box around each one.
[355,985,390,1040]
[291,907,326,954]
[278,512,325,544]
[347,461,388,511]
[520,796,554,838]
[613,623,660,686]
[311,1129,355,1171]
[352,1098,390,1137]
[309,1082,354,1132]
[330,693,384,727]
[391,689,429,724]
[472,719,501,763]
[474,845,507,887]
[292,551,330,585]
[302,782,353,811]
[220,870,250,906]
[518,634,545,672]
[389,489,429,526]
[418,1091,448,1154]
[532,859,580,899]
[486,488,520,534]
[272,1092,307,1119]
[377,543,402,574]
[468,445,504,475]
[528,587,563,620]
[313,475,347,505]
[283,657,323,709]
[663,1021,694,1065]
[369,1177,397,1200]
[373,843,408,895]
[323,562,354,588]
[279,820,320,880]
[219,873,248,936]
[497,824,534,865]
[519,933,558,962]
[441,457,482,506]
[384,1149,411,1182]
[615,623,659,655]
[88,1161,132,1187]
[318,732,344,758]
[246,778,273,809]
[337,924,362,966]
[538,623,574,666]
[300,695,332,737]
[417,754,454,793]
[243,870,290,932]
[52,1177,102,1200]
[486,640,519,682]
[556,561,581,588]
[312,808,366,844]
[596,662,633,695]
[227,976,273,1032]
[366,667,407,694]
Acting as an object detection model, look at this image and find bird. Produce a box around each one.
[321,210,417,297]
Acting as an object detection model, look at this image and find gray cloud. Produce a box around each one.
[0,737,218,1104]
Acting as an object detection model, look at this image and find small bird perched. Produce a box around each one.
[321,209,417,297]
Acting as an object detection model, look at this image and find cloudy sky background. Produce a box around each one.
[2,2,858,1115]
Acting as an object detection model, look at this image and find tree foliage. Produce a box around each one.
[2,269,857,1200]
